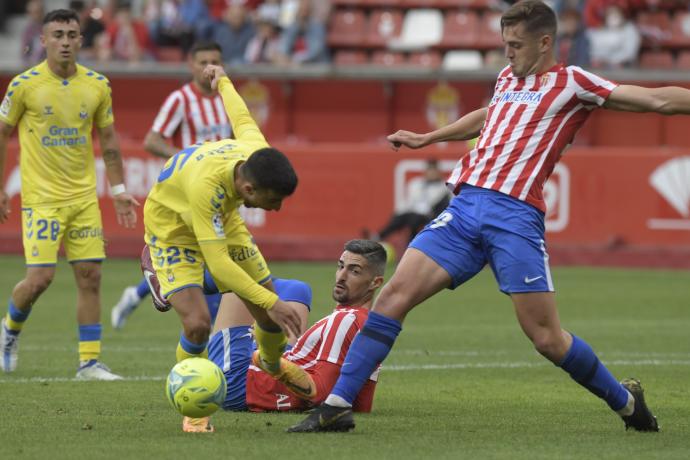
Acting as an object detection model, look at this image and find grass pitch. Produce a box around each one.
[0,255,688,459]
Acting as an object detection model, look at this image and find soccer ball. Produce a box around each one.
[166,358,227,417]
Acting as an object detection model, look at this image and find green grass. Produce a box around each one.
[0,255,688,459]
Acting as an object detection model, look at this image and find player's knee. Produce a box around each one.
[531,331,563,361]
[184,316,211,342]
[26,274,53,298]
[74,264,102,290]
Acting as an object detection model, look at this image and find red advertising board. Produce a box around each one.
[0,140,688,266]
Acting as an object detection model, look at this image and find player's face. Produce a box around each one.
[41,20,82,65]
[190,50,223,92]
[332,251,377,306]
[242,187,285,211]
[502,22,547,78]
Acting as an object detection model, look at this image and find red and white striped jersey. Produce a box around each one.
[150,82,232,148]
[245,305,379,412]
[447,64,617,212]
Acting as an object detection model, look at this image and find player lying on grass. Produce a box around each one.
[145,239,386,431]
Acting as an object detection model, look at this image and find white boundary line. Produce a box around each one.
[2,359,689,384]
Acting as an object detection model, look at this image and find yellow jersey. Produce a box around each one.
[0,61,114,207]
[144,77,278,308]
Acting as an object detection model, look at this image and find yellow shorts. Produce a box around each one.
[146,225,271,299]
[21,201,105,265]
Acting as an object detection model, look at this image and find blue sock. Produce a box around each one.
[179,332,207,355]
[205,294,222,324]
[330,311,402,405]
[559,334,629,411]
[136,278,150,299]
[78,324,101,342]
[8,301,31,322]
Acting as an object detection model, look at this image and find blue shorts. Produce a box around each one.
[409,185,554,294]
[208,326,253,411]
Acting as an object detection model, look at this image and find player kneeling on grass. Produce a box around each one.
[142,64,313,432]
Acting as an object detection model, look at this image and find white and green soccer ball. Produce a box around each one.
[166,358,227,417]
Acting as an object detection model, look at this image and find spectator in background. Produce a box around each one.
[100,1,154,62]
[245,4,281,63]
[211,2,255,64]
[583,0,631,28]
[274,0,330,65]
[556,8,590,67]
[371,158,451,245]
[144,0,209,54]
[69,1,106,61]
[21,0,45,66]
[587,4,640,68]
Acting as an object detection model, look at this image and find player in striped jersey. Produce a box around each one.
[290,0,690,433]
[111,42,231,329]
[205,239,385,418]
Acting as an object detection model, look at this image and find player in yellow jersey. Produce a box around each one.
[0,9,138,380]
[143,64,315,432]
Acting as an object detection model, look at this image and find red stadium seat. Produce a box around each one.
[639,50,674,69]
[367,9,403,47]
[359,0,400,7]
[477,11,504,50]
[440,10,479,49]
[408,50,442,68]
[400,0,490,7]
[636,11,672,47]
[328,9,367,47]
[669,11,690,47]
[676,50,690,69]
[333,50,369,65]
[371,50,406,66]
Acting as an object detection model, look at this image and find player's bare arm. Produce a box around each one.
[143,130,178,158]
[604,84,690,114]
[0,120,14,223]
[388,107,488,151]
[97,123,139,228]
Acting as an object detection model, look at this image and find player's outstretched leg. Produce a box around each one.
[111,282,146,329]
[619,378,659,432]
[287,403,355,433]
[251,350,316,400]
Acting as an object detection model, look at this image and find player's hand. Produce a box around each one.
[0,189,9,223]
[266,299,303,338]
[203,64,228,91]
[387,130,427,151]
[113,193,140,228]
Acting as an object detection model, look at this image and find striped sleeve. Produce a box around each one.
[569,66,618,107]
[151,90,184,138]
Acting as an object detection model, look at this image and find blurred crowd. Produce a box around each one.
[17,0,690,69]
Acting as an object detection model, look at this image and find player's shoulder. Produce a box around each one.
[6,63,47,92]
[76,64,111,91]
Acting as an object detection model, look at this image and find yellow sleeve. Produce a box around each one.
[200,240,279,309]
[94,76,114,128]
[217,77,268,146]
[0,77,26,126]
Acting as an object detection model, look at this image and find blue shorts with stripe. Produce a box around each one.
[409,185,554,294]
[207,278,312,411]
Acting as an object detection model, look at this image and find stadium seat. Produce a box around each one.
[328,9,367,47]
[332,0,364,6]
[477,11,504,50]
[442,50,483,71]
[359,0,399,7]
[367,9,403,47]
[371,50,407,66]
[388,9,444,51]
[400,0,490,7]
[639,50,674,69]
[440,10,479,49]
[676,50,690,69]
[636,11,672,47]
[333,50,369,65]
[669,11,690,48]
[408,51,442,68]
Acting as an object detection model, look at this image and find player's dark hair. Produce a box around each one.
[501,0,556,38]
[344,239,387,276]
[190,41,223,57]
[43,8,80,25]
[242,148,298,196]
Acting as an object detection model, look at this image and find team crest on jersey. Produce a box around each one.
[212,213,225,238]
[539,74,551,88]
[0,96,10,117]
[166,269,175,283]
[43,105,54,116]
[79,103,88,119]
[32,245,39,257]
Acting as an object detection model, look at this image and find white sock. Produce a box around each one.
[616,390,635,417]
[325,394,352,408]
